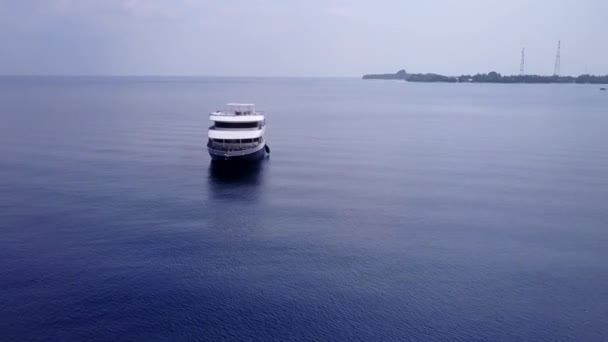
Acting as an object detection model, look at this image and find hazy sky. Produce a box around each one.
[0,0,606,76]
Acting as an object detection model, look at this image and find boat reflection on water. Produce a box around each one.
[209,160,266,184]
[207,160,267,201]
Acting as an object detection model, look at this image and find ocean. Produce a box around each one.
[1,77,607,341]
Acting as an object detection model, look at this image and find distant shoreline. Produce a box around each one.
[363,69,608,84]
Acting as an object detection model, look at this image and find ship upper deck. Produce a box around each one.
[210,103,265,122]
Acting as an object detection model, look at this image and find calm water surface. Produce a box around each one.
[1,77,607,341]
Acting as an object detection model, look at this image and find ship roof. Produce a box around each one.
[226,103,255,106]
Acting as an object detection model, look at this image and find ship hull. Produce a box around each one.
[208,143,268,162]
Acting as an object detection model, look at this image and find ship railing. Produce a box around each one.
[211,111,265,116]
[208,141,261,152]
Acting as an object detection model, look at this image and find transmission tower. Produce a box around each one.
[553,40,561,76]
[520,48,525,75]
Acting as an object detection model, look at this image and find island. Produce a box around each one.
[362,69,608,84]
[362,69,408,80]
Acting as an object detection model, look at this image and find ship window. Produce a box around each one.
[214,121,259,129]
[211,138,262,144]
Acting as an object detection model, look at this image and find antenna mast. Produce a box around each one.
[553,40,561,76]
[520,48,525,75]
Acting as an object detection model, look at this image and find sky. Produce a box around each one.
[0,0,606,77]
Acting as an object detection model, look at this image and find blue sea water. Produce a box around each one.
[1,77,607,341]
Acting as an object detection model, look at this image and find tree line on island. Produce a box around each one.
[362,69,608,84]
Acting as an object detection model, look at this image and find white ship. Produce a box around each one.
[207,103,269,161]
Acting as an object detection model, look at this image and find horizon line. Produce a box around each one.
[0,74,360,79]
